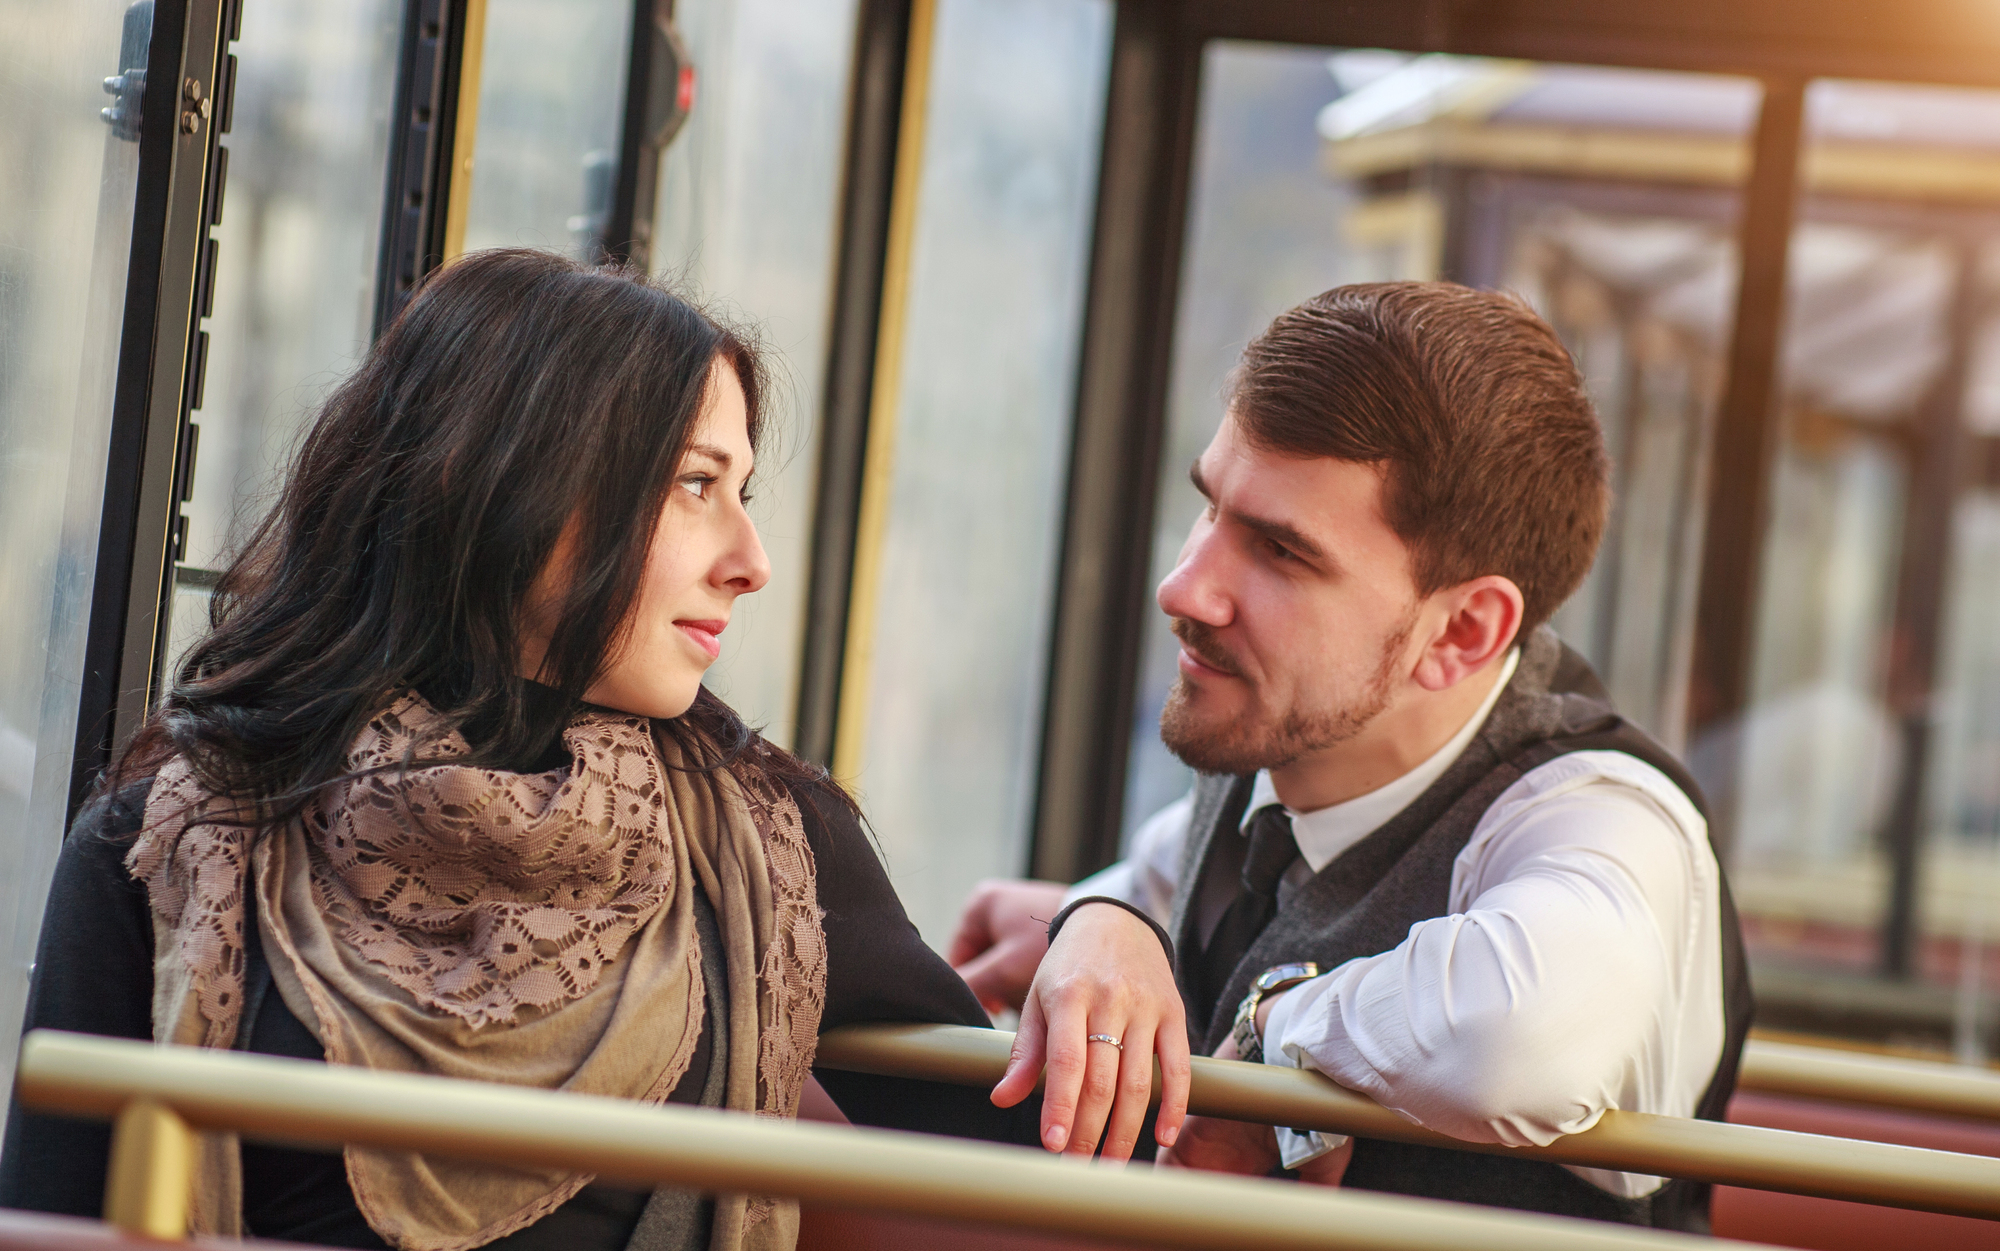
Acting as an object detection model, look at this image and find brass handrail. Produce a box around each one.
[811,1023,2000,1219]
[1738,1038,2000,1121]
[19,1029,1759,1251]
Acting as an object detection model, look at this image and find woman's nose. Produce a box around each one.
[720,509,771,594]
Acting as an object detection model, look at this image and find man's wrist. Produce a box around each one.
[1229,963,1320,1062]
[1254,988,1284,1035]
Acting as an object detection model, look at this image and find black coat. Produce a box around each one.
[1,766,1040,1249]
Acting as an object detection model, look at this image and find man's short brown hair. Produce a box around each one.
[1230,282,1608,632]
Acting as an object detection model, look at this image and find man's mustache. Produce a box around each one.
[1170,618,1244,678]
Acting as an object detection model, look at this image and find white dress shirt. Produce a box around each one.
[1065,651,1725,1197]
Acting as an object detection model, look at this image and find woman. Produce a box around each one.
[0,250,1035,1250]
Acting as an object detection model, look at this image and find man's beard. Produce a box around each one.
[1158,614,1412,776]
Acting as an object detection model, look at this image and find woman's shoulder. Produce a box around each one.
[73,775,156,841]
[766,757,868,859]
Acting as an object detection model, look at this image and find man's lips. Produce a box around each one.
[675,619,726,660]
[1176,643,1241,680]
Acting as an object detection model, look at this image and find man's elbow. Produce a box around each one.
[1395,1007,1620,1146]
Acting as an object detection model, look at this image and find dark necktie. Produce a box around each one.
[1194,804,1300,1027]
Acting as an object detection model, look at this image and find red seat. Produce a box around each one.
[1713,1092,2000,1250]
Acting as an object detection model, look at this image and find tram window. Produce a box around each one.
[1717,79,2000,1056]
[459,0,633,258]
[167,0,404,673]
[842,0,1113,948]
[1123,41,1758,839]
[0,0,153,1072]
[660,0,862,748]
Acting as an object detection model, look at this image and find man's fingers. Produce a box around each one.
[1097,1026,1158,1164]
[1152,1016,1193,1149]
[953,944,1016,1011]
[944,897,993,968]
[990,993,1046,1109]
[1296,1137,1355,1187]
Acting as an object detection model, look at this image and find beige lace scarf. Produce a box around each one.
[128,693,827,1251]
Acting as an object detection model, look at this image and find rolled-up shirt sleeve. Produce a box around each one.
[1262,753,1721,1193]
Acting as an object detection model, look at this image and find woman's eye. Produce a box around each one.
[680,476,710,500]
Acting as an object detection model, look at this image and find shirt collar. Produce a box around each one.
[1240,647,1521,872]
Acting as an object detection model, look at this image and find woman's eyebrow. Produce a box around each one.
[684,442,732,469]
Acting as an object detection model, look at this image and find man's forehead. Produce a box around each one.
[1200,419,1386,507]
[1196,418,1401,561]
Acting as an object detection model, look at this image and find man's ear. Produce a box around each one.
[1411,575,1524,692]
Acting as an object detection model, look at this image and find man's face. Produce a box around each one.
[1157,411,1420,775]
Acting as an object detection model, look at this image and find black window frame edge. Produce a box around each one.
[600,0,693,272]
[68,0,237,825]
[794,0,916,768]
[373,0,477,339]
[1029,0,1203,883]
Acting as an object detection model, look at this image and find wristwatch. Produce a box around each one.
[1230,962,1320,1062]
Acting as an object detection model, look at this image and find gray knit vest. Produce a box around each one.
[1168,626,1752,1231]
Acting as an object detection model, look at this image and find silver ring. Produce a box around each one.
[1086,1033,1123,1050]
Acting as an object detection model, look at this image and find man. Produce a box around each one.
[949,282,1750,1229]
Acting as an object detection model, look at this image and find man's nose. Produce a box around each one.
[1156,523,1232,627]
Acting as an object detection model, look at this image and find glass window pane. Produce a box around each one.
[1126,41,1757,841]
[177,0,404,613]
[460,0,634,258]
[849,0,1112,947]
[1725,79,2000,1057]
[0,0,148,1078]
[661,0,861,748]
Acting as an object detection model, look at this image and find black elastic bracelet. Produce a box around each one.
[1046,896,1176,968]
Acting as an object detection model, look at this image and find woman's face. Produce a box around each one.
[522,360,770,718]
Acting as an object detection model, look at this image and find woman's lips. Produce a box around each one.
[675,619,726,660]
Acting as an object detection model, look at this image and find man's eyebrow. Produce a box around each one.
[1234,511,1328,563]
[1190,457,1328,563]
[683,442,733,471]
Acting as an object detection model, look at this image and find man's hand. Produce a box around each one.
[1157,1113,1277,1173]
[947,879,1069,1014]
[1158,1025,1276,1173]
[1159,988,1351,1185]
[988,902,1191,1163]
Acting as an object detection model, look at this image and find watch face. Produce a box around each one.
[1256,962,1319,991]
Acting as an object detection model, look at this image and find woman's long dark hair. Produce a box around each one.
[114,247,847,822]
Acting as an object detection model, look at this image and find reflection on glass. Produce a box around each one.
[1125,42,1756,840]
[0,0,149,1089]
[660,0,861,747]
[1720,79,2000,1056]
[460,0,633,257]
[177,0,403,581]
[851,0,1112,947]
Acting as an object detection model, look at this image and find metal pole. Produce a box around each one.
[19,1031,1764,1251]
[812,1023,2000,1219]
[1738,1037,2000,1121]
[102,1098,197,1240]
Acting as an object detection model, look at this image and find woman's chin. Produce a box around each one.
[582,673,702,721]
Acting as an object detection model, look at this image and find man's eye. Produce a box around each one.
[1267,540,1295,562]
